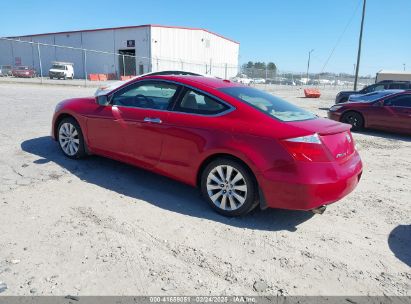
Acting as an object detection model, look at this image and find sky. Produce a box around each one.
[1,0,410,76]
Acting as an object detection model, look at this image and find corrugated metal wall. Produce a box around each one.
[0,26,239,79]
[150,26,239,78]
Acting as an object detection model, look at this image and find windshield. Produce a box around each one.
[17,66,29,70]
[219,87,316,122]
[52,65,66,70]
[350,90,401,102]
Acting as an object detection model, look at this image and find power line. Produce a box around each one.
[320,0,362,73]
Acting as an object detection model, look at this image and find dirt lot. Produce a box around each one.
[0,82,409,296]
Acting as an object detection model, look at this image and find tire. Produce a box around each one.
[200,158,258,217]
[57,117,86,159]
[341,111,364,131]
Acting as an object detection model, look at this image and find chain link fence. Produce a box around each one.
[0,37,374,89]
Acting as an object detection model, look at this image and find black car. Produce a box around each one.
[335,80,411,103]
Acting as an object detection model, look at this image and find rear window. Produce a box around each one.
[219,87,316,122]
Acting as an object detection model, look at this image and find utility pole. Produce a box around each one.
[354,0,366,91]
[306,49,314,84]
[403,63,406,71]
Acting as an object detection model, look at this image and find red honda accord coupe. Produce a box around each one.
[52,75,362,216]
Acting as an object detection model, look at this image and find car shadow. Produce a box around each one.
[388,225,411,267]
[355,129,411,142]
[21,136,315,232]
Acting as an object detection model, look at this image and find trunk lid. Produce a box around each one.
[285,118,355,162]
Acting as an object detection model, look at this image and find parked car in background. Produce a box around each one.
[53,75,362,216]
[253,78,266,84]
[335,80,411,103]
[0,65,13,77]
[49,62,74,79]
[12,66,36,78]
[328,90,411,134]
[231,74,253,85]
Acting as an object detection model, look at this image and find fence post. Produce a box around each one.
[209,58,212,75]
[37,42,43,84]
[224,63,227,79]
[83,49,87,87]
[122,55,125,76]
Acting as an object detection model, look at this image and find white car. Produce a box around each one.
[94,70,213,96]
[231,74,253,85]
[49,62,74,79]
[253,78,266,84]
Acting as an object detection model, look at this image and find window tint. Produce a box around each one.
[174,89,228,115]
[384,95,411,107]
[388,83,408,89]
[219,87,316,122]
[112,81,178,110]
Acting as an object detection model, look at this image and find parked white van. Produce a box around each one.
[49,62,74,79]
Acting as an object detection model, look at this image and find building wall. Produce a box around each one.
[1,25,239,79]
[150,26,239,78]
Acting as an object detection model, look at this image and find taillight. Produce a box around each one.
[281,134,330,162]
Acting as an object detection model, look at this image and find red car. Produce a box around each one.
[12,66,36,78]
[328,90,411,134]
[52,76,362,216]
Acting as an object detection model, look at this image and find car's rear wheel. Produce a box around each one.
[341,111,364,131]
[57,117,86,159]
[201,158,258,217]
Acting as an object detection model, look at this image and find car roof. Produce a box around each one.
[138,75,243,89]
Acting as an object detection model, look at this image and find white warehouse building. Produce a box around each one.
[0,24,240,79]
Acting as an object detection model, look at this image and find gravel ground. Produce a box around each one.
[0,82,409,296]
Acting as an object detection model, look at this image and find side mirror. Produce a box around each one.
[374,100,384,107]
[96,95,110,106]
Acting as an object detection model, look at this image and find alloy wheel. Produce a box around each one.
[59,122,80,156]
[206,165,248,211]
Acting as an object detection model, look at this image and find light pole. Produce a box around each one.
[354,0,367,91]
[306,49,314,84]
[403,63,406,71]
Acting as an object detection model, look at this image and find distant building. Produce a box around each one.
[376,70,411,82]
[0,24,239,79]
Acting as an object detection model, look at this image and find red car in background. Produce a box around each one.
[52,75,362,216]
[12,66,36,78]
[328,90,411,134]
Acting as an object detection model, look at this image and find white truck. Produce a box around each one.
[49,62,74,79]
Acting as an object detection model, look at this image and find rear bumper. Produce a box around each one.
[259,151,363,210]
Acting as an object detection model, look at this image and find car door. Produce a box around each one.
[381,94,411,133]
[110,80,181,168]
[85,99,129,158]
[156,87,233,183]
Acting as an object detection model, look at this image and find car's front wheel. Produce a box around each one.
[201,158,258,217]
[57,117,86,159]
[341,111,364,131]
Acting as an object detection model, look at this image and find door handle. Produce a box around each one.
[143,117,162,124]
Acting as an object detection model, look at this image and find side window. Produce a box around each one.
[174,89,228,115]
[370,84,386,92]
[388,83,402,89]
[112,81,178,110]
[384,95,411,107]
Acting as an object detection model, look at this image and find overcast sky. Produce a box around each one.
[1,0,410,75]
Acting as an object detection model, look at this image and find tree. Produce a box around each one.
[246,61,254,68]
[267,62,277,71]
